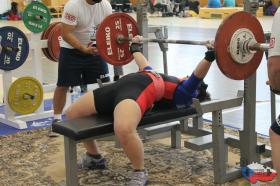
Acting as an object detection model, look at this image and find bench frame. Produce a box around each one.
[63,115,196,186]
[60,91,246,186]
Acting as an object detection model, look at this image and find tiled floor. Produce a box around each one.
[0,13,278,136]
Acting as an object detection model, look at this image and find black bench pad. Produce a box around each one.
[52,107,196,141]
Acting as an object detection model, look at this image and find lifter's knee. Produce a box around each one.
[114,124,137,146]
[64,103,83,120]
[64,107,75,120]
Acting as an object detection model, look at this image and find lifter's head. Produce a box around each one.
[174,78,211,108]
[196,80,211,102]
[180,76,211,102]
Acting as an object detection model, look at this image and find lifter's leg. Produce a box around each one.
[113,99,144,170]
[65,91,100,155]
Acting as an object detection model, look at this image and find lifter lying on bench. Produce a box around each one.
[54,35,216,186]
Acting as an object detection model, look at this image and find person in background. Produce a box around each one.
[267,7,280,184]
[48,0,112,137]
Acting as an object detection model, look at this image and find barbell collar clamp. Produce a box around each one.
[240,38,270,54]
[240,38,257,54]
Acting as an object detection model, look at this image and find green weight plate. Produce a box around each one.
[23,1,51,33]
[8,76,43,115]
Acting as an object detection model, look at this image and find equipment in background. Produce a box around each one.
[22,1,51,33]
[41,22,62,62]
[207,0,222,8]
[0,26,29,71]
[8,76,43,115]
[223,0,236,7]
[111,0,133,12]
[0,1,57,130]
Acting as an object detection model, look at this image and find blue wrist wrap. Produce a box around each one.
[174,73,203,107]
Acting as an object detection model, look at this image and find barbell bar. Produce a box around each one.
[116,34,271,53]
[116,34,213,47]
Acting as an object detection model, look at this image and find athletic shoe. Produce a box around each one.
[47,119,61,137]
[127,169,148,186]
[77,153,107,170]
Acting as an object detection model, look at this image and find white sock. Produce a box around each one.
[54,114,62,120]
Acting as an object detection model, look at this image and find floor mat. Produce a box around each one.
[0,128,247,186]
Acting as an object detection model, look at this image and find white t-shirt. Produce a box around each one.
[60,0,112,49]
[268,7,280,57]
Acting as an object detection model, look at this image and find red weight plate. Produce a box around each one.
[48,23,62,62]
[46,25,56,61]
[41,22,56,61]
[44,47,55,61]
[96,13,139,66]
[41,22,60,61]
[45,22,61,62]
[215,11,264,80]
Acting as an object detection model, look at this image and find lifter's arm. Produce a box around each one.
[193,51,215,79]
[130,36,151,70]
[132,51,150,70]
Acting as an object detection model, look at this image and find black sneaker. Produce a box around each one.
[114,75,120,81]
[47,119,61,137]
[77,153,107,170]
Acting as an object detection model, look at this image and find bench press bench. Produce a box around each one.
[53,91,244,185]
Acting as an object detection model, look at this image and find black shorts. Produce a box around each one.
[93,73,156,115]
[57,47,110,86]
[271,114,280,135]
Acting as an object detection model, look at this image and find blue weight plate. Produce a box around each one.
[0,26,29,71]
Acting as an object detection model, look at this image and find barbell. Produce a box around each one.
[0,11,268,80]
[95,11,268,80]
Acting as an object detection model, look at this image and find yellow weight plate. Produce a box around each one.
[8,76,43,115]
